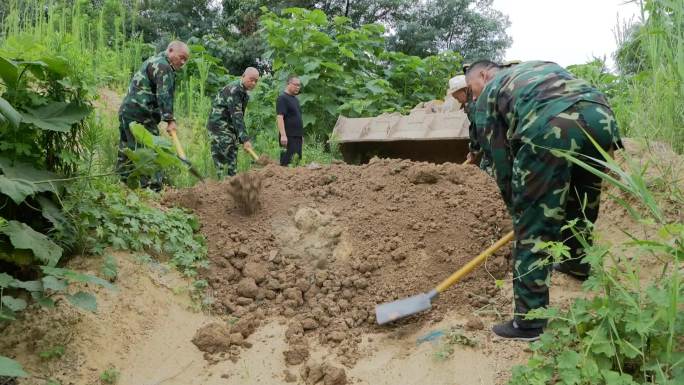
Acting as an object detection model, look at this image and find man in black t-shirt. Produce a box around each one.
[276,75,303,166]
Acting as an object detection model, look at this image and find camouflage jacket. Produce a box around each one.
[472,61,611,208]
[464,101,480,153]
[119,52,176,123]
[206,80,250,143]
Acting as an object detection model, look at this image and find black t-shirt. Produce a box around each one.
[276,92,303,136]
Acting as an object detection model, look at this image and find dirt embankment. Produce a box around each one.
[6,140,680,385]
[164,158,512,367]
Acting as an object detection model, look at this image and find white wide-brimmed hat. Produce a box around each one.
[447,75,467,96]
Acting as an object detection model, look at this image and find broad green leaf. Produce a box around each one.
[321,61,344,72]
[130,123,160,148]
[0,157,62,195]
[366,81,390,94]
[0,220,62,266]
[126,124,184,171]
[0,175,40,204]
[31,291,55,308]
[298,73,319,87]
[41,266,116,291]
[0,272,15,288]
[297,94,316,106]
[339,47,356,60]
[0,57,19,89]
[21,101,92,132]
[11,280,42,292]
[42,276,68,292]
[0,356,28,377]
[37,196,69,233]
[307,9,328,26]
[39,55,69,77]
[66,292,97,312]
[303,60,321,72]
[1,295,27,312]
[0,96,21,128]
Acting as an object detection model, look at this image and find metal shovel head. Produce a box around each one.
[375,292,433,325]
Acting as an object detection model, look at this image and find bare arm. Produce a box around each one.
[276,115,286,136]
[276,114,287,146]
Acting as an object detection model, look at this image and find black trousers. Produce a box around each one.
[280,136,303,166]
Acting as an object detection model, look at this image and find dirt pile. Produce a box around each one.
[164,157,511,365]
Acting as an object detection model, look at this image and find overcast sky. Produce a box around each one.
[491,0,643,68]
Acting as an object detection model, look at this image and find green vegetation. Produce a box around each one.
[0,0,682,381]
[39,345,65,360]
[99,367,119,384]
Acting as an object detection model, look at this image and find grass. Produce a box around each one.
[616,0,684,153]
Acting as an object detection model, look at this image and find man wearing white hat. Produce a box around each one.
[447,75,486,168]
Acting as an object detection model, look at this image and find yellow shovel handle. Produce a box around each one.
[435,230,514,293]
[170,131,187,160]
[246,147,259,161]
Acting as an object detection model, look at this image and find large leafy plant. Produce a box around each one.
[259,7,462,138]
[0,51,110,332]
[0,54,92,174]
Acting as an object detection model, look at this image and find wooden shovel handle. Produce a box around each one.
[435,230,514,293]
[170,131,187,160]
[246,147,259,161]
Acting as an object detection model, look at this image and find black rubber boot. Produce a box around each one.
[553,263,589,281]
[492,320,543,341]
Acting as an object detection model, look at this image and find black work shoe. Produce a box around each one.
[553,263,589,281]
[492,320,543,341]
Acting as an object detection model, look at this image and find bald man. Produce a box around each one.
[206,68,258,178]
[117,40,190,191]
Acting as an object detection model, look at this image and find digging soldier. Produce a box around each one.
[207,67,259,178]
[117,41,189,191]
[465,60,622,340]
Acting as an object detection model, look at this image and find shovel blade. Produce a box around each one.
[375,292,433,325]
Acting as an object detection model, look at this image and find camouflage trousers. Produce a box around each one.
[510,101,619,328]
[116,115,164,191]
[208,126,239,178]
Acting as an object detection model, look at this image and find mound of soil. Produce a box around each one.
[165,157,511,365]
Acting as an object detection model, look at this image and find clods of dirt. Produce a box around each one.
[165,158,511,366]
[301,361,348,385]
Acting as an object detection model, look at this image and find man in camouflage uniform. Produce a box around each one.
[448,75,493,173]
[206,67,258,178]
[466,60,622,340]
[117,41,189,191]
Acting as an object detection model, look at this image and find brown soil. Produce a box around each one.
[227,172,263,215]
[3,137,681,385]
[163,157,513,366]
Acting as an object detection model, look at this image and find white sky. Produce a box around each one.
[491,0,643,68]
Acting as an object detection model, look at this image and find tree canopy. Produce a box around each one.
[105,0,510,71]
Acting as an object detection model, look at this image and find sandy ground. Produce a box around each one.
[2,112,681,385]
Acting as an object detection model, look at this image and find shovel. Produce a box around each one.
[245,147,260,162]
[245,147,273,166]
[170,131,204,181]
[375,230,514,325]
